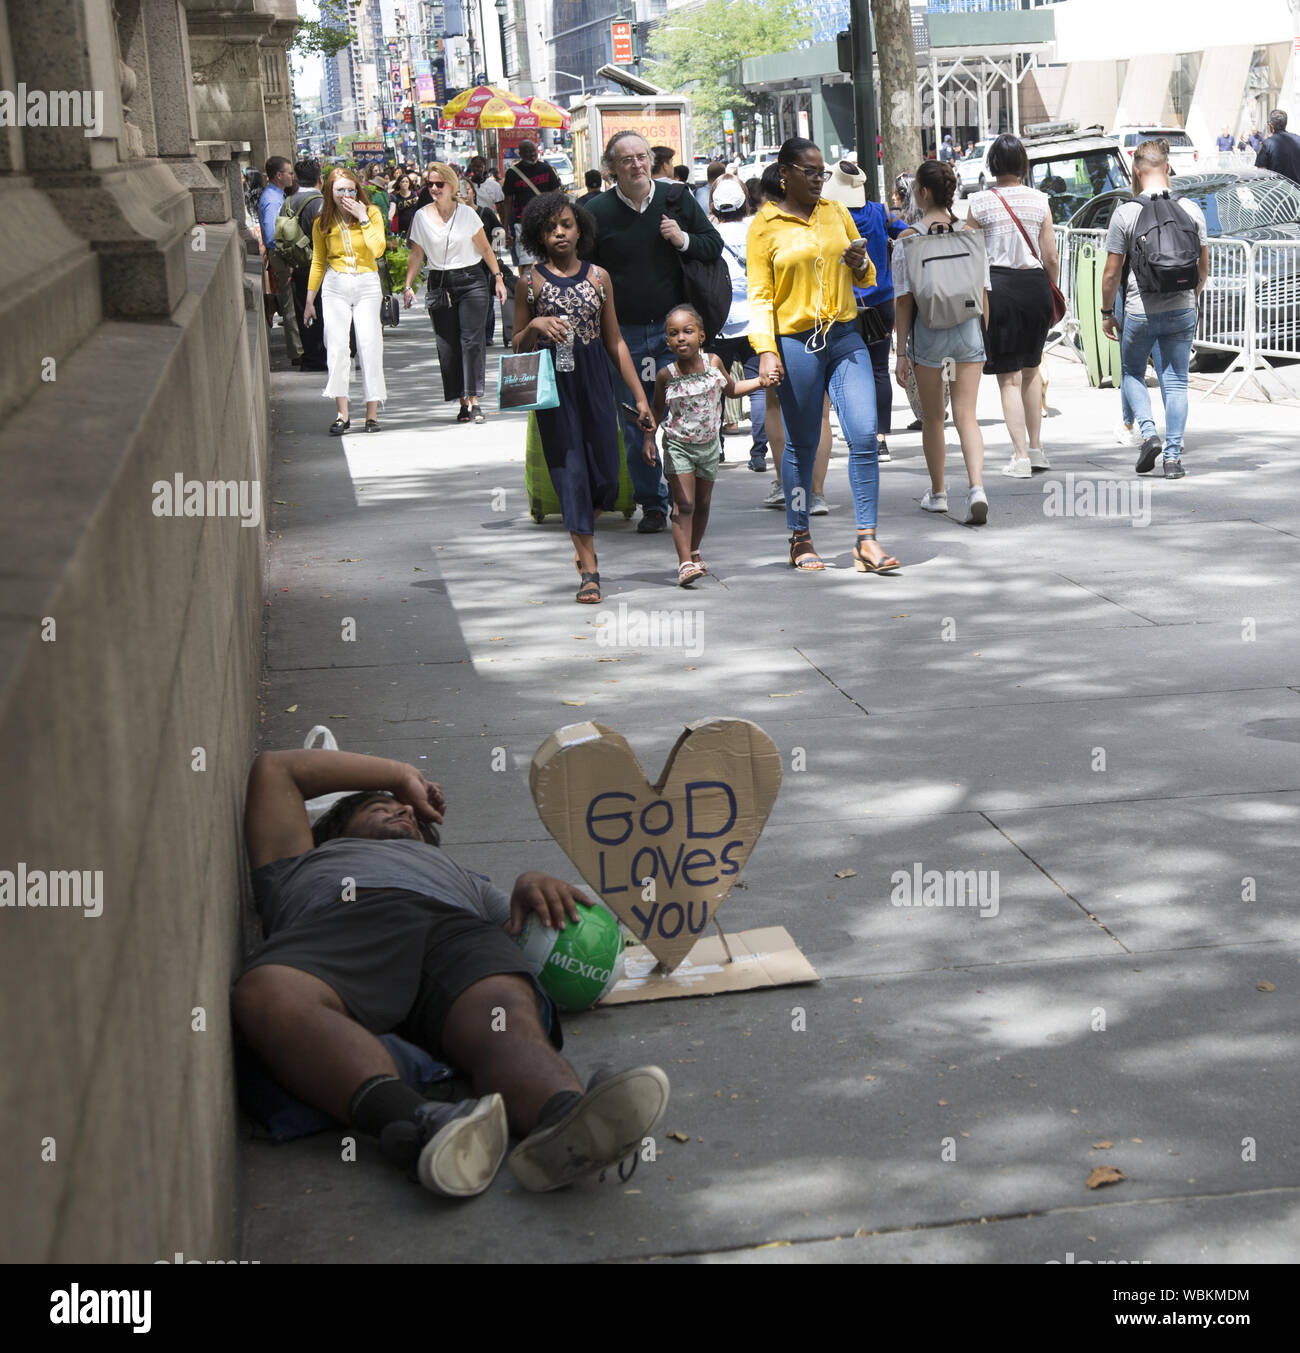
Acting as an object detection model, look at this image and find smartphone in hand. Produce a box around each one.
[620,401,652,430]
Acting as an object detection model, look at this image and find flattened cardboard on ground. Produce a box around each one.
[529,718,783,972]
[599,927,818,1005]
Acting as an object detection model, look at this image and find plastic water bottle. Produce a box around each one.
[555,317,575,373]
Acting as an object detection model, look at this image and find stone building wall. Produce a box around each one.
[0,0,287,1262]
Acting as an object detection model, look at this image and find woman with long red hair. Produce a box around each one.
[304,167,388,434]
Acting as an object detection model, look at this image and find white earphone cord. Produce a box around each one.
[805,210,827,353]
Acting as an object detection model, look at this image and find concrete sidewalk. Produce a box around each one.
[240,316,1300,1264]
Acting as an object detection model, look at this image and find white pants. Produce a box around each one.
[321,269,386,405]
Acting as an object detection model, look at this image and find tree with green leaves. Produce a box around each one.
[292,0,354,59]
[647,0,811,148]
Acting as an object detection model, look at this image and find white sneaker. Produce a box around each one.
[810,493,829,515]
[763,478,785,508]
[920,490,948,512]
[966,486,989,524]
[1113,421,1142,448]
[1001,456,1032,479]
[1027,447,1051,469]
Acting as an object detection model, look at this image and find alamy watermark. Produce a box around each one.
[1043,474,1151,527]
[1,85,104,138]
[890,864,999,918]
[0,864,102,917]
[152,475,262,528]
[595,600,705,658]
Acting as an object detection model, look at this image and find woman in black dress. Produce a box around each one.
[512,193,654,604]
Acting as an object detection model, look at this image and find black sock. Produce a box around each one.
[349,1074,426,1139]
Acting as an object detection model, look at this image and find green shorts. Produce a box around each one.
[663,434,721,482]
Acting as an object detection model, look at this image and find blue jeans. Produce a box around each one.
[776,322,879,533]
[613,321,672,514]
[1114,290,1161,425]
[1121,307,1196,460]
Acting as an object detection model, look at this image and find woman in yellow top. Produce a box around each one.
[304,168,387,434]
[748,138,899,574]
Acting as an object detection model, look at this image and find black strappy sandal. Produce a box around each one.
[576,571,601,604]
[853,531,901,574]
[456,405,472,423]
[329,417,350,436]
[788,530,825,571]
[364,418,380,433]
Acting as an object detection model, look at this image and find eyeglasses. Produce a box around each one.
[790,167,832,182]
[616,153,650,168]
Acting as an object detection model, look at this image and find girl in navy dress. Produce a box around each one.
[513,193,653,604]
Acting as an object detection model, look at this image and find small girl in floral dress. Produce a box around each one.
[646,306,773,585]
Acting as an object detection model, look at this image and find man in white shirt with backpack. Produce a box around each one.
[1100,140,1208,480]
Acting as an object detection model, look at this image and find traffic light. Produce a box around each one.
[837,30,851,74]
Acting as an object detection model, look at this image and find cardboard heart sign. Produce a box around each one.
[530,718,783,972]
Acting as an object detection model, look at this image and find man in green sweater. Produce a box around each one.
[585,131,724,533]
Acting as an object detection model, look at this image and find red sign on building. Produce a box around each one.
[611,20,633,65]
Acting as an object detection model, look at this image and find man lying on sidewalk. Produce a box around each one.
[233,747,669,1198]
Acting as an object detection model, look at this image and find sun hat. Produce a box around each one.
[822,159,867,210]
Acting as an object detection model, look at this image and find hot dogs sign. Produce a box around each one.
[530,718,783,972]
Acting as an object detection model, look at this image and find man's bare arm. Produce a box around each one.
[243,750,445,871]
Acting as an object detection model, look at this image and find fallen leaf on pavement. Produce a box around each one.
[562,700,585,706]
[285,704,298,713]
[667,1131,689,1143]
[1092,1141,1113,1150]
[1257,980,1275,992]
[1086,1166,1126,1190]
[337,558,361,563]
[835,868,858,879]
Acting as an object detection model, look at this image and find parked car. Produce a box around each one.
[956,140,992,197]
[1067,169,1300,351]
[543,150,575,190]
[1021,123,1131,223]
[689,153,714,187]
[1111,125,1201,176]
[737,146,781,182]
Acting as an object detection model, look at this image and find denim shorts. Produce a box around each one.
[910,313,986,368]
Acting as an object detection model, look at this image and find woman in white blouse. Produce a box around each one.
[403,162,508,423]
[966,134,1060,476]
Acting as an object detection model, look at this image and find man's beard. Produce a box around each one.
[369,821,421,841]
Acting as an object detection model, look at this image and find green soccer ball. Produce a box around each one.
[514,904,625,1011]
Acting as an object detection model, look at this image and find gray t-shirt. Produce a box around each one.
[1105,195,1207,317]
[252,837,511,937]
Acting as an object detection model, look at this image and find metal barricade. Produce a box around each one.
[1196,237,1256,401]
[1248,239,1300,361]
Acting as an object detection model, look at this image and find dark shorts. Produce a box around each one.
[239,889,562,1060]
[984,265,1053,374]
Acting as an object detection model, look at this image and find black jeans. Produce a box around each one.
[291,266,328,369]
[855,298,896,437]
[429,264,490,401]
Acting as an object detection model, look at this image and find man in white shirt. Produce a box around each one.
[1100,140,1208,480]
[468,155,504,213]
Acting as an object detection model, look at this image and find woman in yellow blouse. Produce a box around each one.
[748,139,899,574]
[304,168,387,434]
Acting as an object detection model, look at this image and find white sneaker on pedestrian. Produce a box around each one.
[1113,421,1142,448]
[966,486,989,525]
[1027,446,1051,469]
[920,490,948,512]
[763,478,786,508]
[1001,456,1032,478]
[810,493,828,515]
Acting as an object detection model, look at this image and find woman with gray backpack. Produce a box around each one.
[893,160,992,525]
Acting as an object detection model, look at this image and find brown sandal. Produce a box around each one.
[788,531,825,571]
[576,571,601,604]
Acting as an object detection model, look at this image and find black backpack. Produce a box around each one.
[1124,192,1201,296]
[664,183,732,341]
